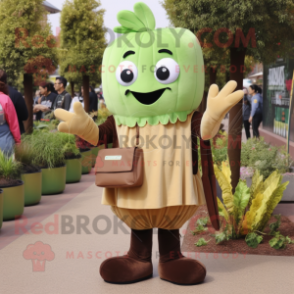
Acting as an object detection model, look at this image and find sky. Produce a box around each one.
[47,0,171,37]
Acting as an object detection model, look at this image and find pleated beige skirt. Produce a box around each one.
[111,205,199,230]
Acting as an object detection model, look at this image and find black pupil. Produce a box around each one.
[121,69,134,83]
[156,66,170,81]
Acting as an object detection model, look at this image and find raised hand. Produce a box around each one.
[201,81,244,140]
[54,102,99,146]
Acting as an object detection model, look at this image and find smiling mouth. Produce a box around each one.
[125,88,171,105]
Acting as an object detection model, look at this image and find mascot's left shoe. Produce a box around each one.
[158,228,206,285]
[100,229,153,284]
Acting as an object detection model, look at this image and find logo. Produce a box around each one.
[23,241,55,272]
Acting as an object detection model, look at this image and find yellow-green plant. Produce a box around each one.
[214,162,289,240]
[242,171,289,235]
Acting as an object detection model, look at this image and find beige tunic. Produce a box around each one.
[101,112,207,212]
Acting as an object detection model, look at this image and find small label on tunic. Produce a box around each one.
[105,156,122,160]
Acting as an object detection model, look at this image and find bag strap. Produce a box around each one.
[105,121,140,148]
[191,111,220,231]
[135,124,140,147]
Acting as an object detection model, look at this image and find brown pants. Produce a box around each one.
[111,205,199,230]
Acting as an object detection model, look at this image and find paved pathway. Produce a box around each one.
[0,171,293,294]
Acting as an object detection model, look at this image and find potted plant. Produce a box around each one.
[80,148,93,175]
[0,189,3,230]
[75,136,94,175]
[15,136,42,206]
[58,133,82,183]
[0,151,24,220]
[32,131,66,195]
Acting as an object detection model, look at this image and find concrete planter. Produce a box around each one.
[21,171,42,206]
[91,147,100,168]
[41,166,66,195]
[66,157,82,183]
[81,149,92,175]
[1,181,24,221]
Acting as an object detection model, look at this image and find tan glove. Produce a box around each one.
[54,102,99,146]
[200,81,244,140]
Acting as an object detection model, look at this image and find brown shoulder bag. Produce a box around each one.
[95,124,144,188]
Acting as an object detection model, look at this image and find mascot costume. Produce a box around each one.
[55,2,244,286]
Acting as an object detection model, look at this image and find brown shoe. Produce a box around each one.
[100,229,153,284]
[158,229,206,285]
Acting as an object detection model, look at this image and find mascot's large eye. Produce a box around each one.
[154,58,180,84]
[116,61,138,86]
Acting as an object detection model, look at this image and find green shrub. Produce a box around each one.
[57,132,80,159]
[202,165,290,249]
[33,120,57,132]
[31,132,65,168]
[92,108,111,126]
[0,151,22,182]
[14,139,40,173]
[241,138,292,178]
[211,131,228,166]
[15,134,42,172]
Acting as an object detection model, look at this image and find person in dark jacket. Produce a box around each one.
[7,85,28,134]
[33,82,57,119]
[90,86,98,113]
[53,77,71,111]
[243,87,251,139]
[81,86,98,113]
[249,84,263,138]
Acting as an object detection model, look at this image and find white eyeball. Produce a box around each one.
[116,61,138,86]
[154,58,180,84]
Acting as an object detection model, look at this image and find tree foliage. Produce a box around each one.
[59,0,107,86]
[163,0,294,192]
[0,0,58,82]
[162,0,294,62]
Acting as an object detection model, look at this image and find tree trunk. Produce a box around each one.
[83,75,90,113]
[199,67,217,113]
[228,48,246,193]
[198,91,207,113]
[210,66,217,85]
[23,74,33,134]
[226,69,230,83]
[70,82,75,98]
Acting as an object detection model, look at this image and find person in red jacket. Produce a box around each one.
[0,69,21,156]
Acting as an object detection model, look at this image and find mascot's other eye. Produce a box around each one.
[116,61,138,86]
[154,58,180,84]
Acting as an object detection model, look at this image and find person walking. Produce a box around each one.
[5,76,29,134]
[243,87,251,139]
[53,77,71,111]
[0,70,21,156]
[249,84,263,138]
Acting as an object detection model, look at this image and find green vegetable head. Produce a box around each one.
[102,2,204,127]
